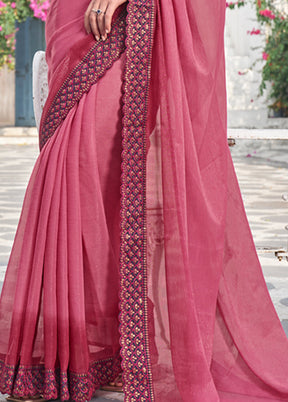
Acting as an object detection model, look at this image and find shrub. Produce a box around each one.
[0,0,49,69]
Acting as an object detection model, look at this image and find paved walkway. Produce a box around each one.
[0,392,124,402]
[231,139,288,332]
[0,138,288,401]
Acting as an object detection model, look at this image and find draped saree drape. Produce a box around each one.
[1,0,288,401]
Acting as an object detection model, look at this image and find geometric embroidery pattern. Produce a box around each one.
[0,356,121,401]
[39,8,127,150]
[119,1,156,401]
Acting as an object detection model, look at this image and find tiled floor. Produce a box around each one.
[0,139,288,401]
[231,140,288,328]
[0,391,124,402]
[0,145,38,292]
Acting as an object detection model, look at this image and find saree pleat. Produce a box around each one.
[1,0,288,401]
[0,54,125,399]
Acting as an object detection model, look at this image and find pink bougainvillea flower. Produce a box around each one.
[262,52,269,60]
[247,28,261,35]
[0,0,50,68]
[259,9,276,19]
[226,1,244,8]
[29,0,50,21]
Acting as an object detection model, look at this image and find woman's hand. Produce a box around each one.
[84,0,128,42]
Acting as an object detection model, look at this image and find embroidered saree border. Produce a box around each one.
[119,1,155,401]
[39,8,127,150]
[20,1,155,399]
[0,355,121,401]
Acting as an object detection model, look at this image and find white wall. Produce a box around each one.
[0,66,15,126]
[225,4,288,128]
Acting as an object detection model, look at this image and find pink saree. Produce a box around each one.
[1,0,288,401]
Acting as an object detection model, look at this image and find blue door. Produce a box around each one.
[15,18,46,126]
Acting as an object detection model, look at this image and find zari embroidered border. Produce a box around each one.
[39,8,127,150]
[119,1,155,401]
[0,355,121,401]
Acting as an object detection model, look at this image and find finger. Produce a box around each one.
[89,1,102,40]
[104,3,117,35]
[97,1,108,40]
[105,0,127,36]
[84,1,94,34]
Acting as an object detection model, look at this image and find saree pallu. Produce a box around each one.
[1,0,288,401]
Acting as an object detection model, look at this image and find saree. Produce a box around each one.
[1,0,288,401]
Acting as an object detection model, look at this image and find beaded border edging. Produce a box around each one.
[119,1,156,401]
[39,9,127,149]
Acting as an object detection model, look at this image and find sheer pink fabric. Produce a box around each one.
[146,0,288,400]
[0,0,288,401]
[0,3,125,393]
